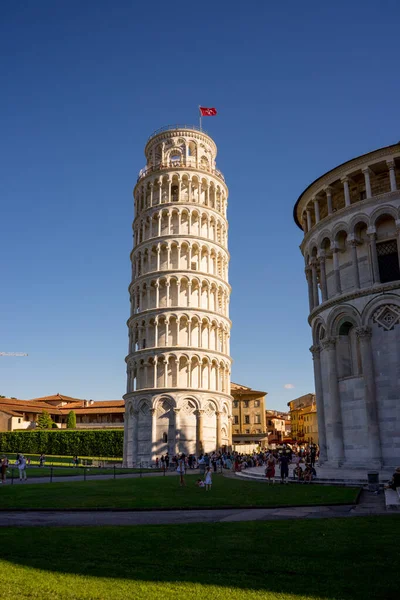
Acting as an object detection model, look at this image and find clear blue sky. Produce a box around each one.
[1,1,399,409]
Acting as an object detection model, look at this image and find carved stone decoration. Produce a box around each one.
[321,337,336,350]
[181,399,196,415]
[309,344,321,358]
[355,326,372,340]
[373,305,400,331]
[204,402,215,417]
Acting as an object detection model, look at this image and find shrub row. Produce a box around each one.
[0,429,124,458]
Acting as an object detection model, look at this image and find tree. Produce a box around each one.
[67,410,76,429]
[37,410,53,429]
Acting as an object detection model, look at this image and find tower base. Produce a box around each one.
[123,389,232,466]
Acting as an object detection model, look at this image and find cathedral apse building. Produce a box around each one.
[294,142,400,468]
[123,126,232,465]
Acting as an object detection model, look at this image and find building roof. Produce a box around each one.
[231,382,267,397]
[0,395,125,418]
[287,393,315,409]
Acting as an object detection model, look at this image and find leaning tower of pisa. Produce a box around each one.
[123,125,233,466]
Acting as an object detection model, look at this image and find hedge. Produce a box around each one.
[0,429,124,458]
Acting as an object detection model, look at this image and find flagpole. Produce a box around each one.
[198,105,202,131]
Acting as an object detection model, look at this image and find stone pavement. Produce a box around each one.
[0,490,397,528]
[240,464,394,485]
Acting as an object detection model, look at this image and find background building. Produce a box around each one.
[294,142,400,467]
[231,383,268,451]
[0,394,124,431]
[123,126,233,465]
[265,409,291,445]
[287,394,318,445]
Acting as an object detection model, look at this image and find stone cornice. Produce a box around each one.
[133,200,228,228]
[124,389,233,402]
[128,270,231,293]
[308,281,400,324]
[145,128,217,155]
[127,307,232,328]
[301,190,400,252]
[125,346,232,363]
[134,165,227,195]
[131,234,230,260]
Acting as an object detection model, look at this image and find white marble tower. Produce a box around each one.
[123,125,233,466]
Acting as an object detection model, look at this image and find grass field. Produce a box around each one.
[6,465,156,478]
[0,473,359,509]
[0,517,399,599]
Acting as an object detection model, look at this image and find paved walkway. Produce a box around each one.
[243,465,393,483]
[0,491,397,527]
[4,470,181,485]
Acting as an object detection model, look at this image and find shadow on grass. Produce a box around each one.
[0,518,399,599]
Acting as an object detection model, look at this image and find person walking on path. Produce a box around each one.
[1,456,8,484]
[204,466,212,491]
[177,454,186,487]
[279,450,290,484]
[265,454,276,484]
[165,452,170,470]
[39,454,46,467]
[17,455,27,482]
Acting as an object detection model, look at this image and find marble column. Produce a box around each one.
[173,408,181,455]
[356,326,382,467]
[306,209,312,231]
[132,409,139,466]
[362,167,372,199]
[368,232,380,284]
[196,409,204,456]
[325,186,333,215]
[313,198,320,223]
[318,254,328,302]
[305,266,314,312]
[387,160,397,192]
[349,239,360,289]
[310,345,327,463]
[150,408,157,462]
[341,176,351,207]
[332,247,342,295]
[216,411,222,450]
[321,337,344,466]
[311,259,319,308]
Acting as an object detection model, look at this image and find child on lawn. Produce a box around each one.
[204,466,212,491]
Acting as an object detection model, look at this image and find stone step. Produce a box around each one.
[236,472,363,487]
[385,488,400,510]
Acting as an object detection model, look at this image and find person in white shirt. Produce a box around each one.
[17,455,27,482]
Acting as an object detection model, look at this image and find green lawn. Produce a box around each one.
[0,517,399,599]
[0,473,359,509]
[17,453,123,467]
[6,466,156,478]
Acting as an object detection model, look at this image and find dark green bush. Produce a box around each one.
[0,429,123,457]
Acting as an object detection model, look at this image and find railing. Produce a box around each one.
[147,124,210,141]
[137,161,225,183]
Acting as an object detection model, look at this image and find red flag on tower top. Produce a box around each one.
[199,106,217,116]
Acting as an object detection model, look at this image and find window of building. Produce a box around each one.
[268,419,272,426]
[234,415,239,424]
[360,190,367,201]
[254,400,260,407]
[234,429,239,434]
[243,400,249,408]
[244,415,250,424]
[171,184,179,201]
[18,418,21,423]
[232,401,238,408]
[163,432,168,443]
[254,414,261,424]
[256,429,261,433]
[245,429,250,434]
[377,240,400,283]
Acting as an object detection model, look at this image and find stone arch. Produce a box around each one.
[327,304,362,337]
[312,316,327,345]
[370,205,398,227]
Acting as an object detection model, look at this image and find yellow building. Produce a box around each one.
[287,393,318,445]
[231,383,268,451]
